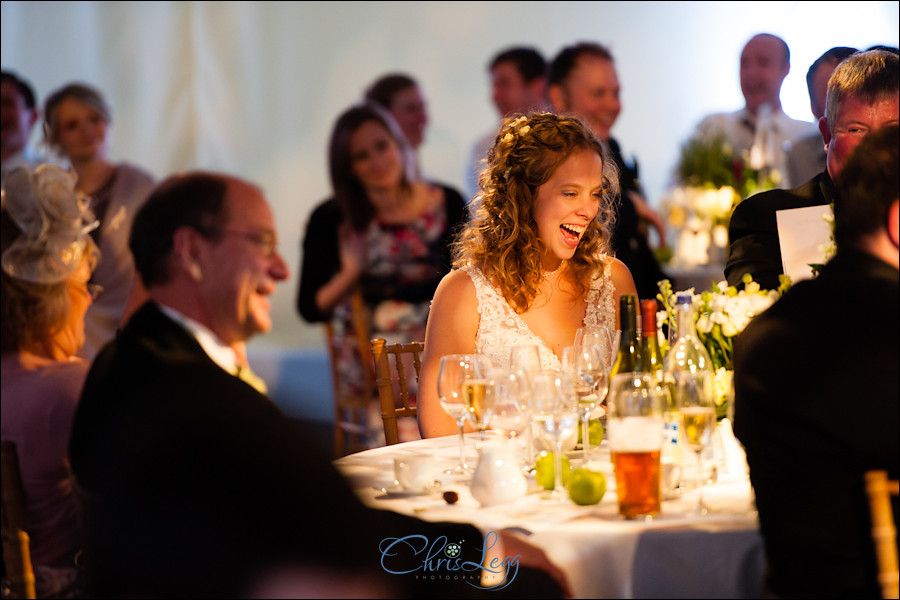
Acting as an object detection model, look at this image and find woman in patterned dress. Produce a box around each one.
[297,102,466,444]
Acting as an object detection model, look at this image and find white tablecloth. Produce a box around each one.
[334,429,765,598]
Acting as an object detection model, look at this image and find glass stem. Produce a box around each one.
[554,442,564,497]
[582,413,591,463]
[696,450,704,514]
[457,421,467,471]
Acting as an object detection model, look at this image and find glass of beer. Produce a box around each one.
[607,372,664,519]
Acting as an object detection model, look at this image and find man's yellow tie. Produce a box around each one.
[234,365,268,395]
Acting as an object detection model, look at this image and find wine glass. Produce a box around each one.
[437,354,492,476]
[490,369,529,444]
[532,370,579,501]
[463,373,494,443]
[673,370,716,515]
[562,344,609,464]
[574,326,614,369]
[509,345,542,470]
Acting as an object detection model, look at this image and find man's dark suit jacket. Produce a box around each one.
[733,249,899,598]
[69,303,561,598]
[725,171,837,290]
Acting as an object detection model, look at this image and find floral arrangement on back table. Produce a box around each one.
[662,133,780,267]
[656,274,786,420]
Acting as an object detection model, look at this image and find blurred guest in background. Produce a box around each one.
[419,112,637,437]
[43,82,155,360]
[1,70,42,186]
[784,46,858,188]
[734,123,899,599]
[365,73,429,171]
[726,49,899,289]
[547,41,666,300]
[466,46,548,204]
[1,165,100,598]
[297,103,466,444]
[69,170,567,598]
[689,33,818,186]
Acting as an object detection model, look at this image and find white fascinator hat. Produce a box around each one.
[1,164,100,284]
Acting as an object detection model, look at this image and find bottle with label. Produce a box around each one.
[640,298,664,384]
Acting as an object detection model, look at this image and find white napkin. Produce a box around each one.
[715,419,749,481]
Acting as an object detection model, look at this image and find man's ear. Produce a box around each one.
[547,84,566,113]
[818,117,832,151]
[172,226,205,281]
[888,199,900,249]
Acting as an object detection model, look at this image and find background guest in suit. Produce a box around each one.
[1,70,41,186]
[725,49,899,290]
[42,83,155,361]
[1,165,100,598]
[68,170,568,598]
[733,123,899,599]
[466,46,548,204]
[547,41,667,301]
[297,102,467,445]
[688,33,818,186]
[784,46,858,188]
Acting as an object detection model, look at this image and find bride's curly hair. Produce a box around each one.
[454,112,619,312]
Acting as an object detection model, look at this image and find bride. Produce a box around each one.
[418,112,638,438]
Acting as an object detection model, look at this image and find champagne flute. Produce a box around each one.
[674,370,716,515]
[437,354,492,476]
[562,344,608,464]
[463,374,494,443]
[532,370,579,501]
[509,345,542,471]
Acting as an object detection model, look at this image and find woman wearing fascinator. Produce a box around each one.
[0,164,100,598]
[418,113,638,437]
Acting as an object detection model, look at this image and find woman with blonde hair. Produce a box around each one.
[43,82,154,359]
[1,164,100,597]
[418,112,638,438]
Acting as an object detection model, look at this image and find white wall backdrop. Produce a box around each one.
[3,0,898,353]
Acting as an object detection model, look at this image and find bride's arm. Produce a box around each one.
[418,269,480,438]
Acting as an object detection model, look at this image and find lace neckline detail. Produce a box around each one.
[462,262,616,372]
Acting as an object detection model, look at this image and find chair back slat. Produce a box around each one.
[1,440,37,599]
[325,287,375,458]
[865,469,899,599]
[371,338,423,445]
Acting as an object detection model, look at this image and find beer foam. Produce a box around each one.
[608,416,664,451]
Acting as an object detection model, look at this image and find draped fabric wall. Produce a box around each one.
[3,1,897,351]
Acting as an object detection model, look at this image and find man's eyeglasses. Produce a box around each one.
[208,229,279,258]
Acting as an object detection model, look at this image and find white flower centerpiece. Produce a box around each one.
[657,274,785,420]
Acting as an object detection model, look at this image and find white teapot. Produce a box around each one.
[470,439,527,507]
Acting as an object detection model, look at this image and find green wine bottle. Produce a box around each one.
[610,294,641,377]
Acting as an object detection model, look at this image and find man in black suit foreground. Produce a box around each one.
[726,49,898,290]
[68,172,568,598]
[733,125,899,598]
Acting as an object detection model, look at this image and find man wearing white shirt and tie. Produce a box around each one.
[690,33,818,186]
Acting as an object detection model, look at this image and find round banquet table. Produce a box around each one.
[334,422,766,599]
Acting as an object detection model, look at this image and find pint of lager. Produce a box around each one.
[608,373,664,519]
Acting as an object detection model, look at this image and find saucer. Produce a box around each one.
[375,480,442,498]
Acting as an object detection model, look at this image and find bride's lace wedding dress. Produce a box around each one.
[461,258,616,371]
